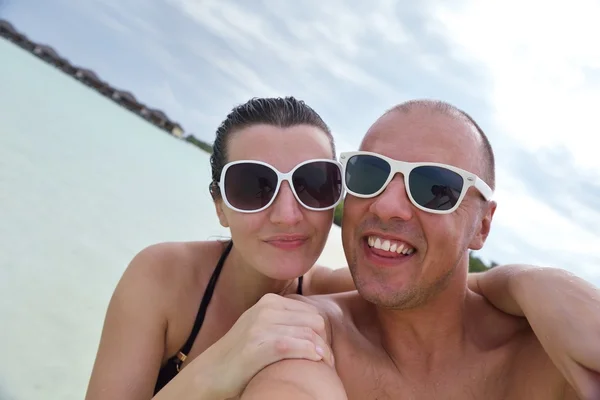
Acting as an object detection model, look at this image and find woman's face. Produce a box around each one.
[214,124,338,280]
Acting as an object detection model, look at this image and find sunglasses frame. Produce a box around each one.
[218,158,345,213]
[339,151,493,214]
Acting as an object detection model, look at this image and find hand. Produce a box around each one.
[196,293,334,399]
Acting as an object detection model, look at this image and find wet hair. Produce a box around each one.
[388,100,496,190]
[209,96,336,198]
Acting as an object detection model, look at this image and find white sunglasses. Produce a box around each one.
[339,151,493,214]
[218,159,344,213]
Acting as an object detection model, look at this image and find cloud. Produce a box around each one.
[425,0,600,284]
[507,146,600,233]
[9,0,598,284]
[61,0,501,140]
[430,0,600,170]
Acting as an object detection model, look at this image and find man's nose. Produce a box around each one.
[368,174,414,222]
[269,182,303,226]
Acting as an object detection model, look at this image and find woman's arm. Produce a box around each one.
[85,244,212,400]
[241,359,347,400]
[86,244,335,400]
[241,297,346,400]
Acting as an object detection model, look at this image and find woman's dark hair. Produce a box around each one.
[209,96,336,198]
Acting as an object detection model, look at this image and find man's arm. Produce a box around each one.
[241,359,347,400]
[471,264,600,398]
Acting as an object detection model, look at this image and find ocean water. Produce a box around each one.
[0,39,345,400]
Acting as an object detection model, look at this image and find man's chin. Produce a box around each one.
[355,278,419,309]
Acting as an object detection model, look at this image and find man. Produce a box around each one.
[240,100,600,399]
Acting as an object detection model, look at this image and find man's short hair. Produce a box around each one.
[386,100,496,190]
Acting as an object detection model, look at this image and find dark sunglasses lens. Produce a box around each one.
[224,163,278,210]
[345,155,391,195]
[409,166,464,211]
[292,162,342,209]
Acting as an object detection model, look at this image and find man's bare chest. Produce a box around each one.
[332,340,564,400]
[336,363,510,400]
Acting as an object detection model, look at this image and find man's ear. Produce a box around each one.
[214,199,229,228]
[469,200,496,250]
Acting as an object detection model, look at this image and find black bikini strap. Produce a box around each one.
[179,241,233,358]
[296,275,303,295]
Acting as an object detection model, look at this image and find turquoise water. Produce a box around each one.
[0,38,226,400]
[0,38,345,400]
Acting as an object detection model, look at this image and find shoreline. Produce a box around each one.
[0,18,346,225]
[0,18,495,269]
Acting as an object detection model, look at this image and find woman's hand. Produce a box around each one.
[191,293,334,399]
[471,265,600,399]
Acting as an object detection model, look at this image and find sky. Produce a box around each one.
[2,0,599,286]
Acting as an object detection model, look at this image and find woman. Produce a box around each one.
[85,97,598,400]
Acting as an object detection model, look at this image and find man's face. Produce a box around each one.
[341,107,496,309]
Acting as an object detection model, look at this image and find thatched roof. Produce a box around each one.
[113,90,138,103]
[75,68,101,82]
[34,44,60,59]
[149,108,168,121]
[0,20,16,34]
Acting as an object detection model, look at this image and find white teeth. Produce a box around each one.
[374,238,382,249]
[367,236,415,256]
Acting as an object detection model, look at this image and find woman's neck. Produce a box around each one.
[217,242,298,313]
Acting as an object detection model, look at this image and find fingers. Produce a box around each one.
[269,309,327,342]
[258,293,320,313]
[266,333,335,368]
[251,294,328,342]
[277,325,335,367]
[243,293,335,370]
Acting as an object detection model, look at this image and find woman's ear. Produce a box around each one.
[209,182,229,227]
[214,200,229,228]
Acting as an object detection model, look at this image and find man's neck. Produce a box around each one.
[375,268,470,375]
[218,244,297,313]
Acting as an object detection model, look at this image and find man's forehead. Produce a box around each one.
[360,105,482,165]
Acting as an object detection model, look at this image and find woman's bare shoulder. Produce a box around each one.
[86,240,231,398]
[120,240,229,302]
[130,240,225,272]
[115,240,231,350]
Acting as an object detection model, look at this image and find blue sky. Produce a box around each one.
[3,0,599,286]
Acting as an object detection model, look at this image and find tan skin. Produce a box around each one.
[86,121,598,400]
[241,105,600,400]
[85,124,344,400]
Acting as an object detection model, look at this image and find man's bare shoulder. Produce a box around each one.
[285,290,370,349]
[508,328,584,399]
[287,290,365,322]
[467,292,577,398]
[466,290,531,349]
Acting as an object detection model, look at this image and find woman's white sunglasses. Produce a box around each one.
[218,159,344,213]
